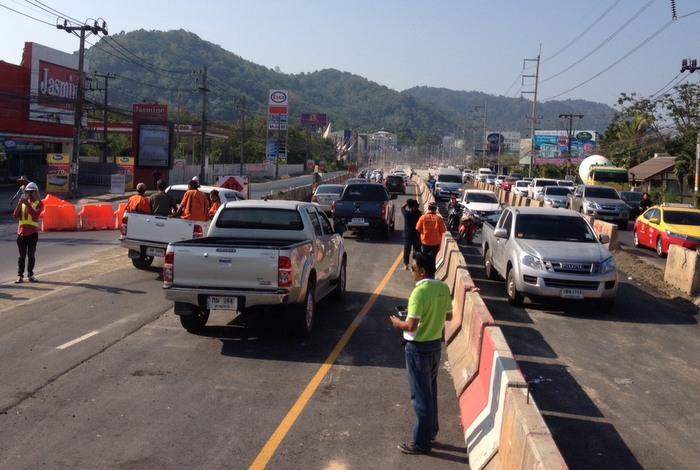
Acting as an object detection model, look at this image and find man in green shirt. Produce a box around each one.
[390,252,452,454]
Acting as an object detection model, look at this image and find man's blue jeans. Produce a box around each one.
[405,339,442,450]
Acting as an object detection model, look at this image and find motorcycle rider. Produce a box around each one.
[446,196,462,232]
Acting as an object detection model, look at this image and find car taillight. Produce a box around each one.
[278,256,293,288]
[120,215,128,237]
[193,224,204,238]
[163,251,174,286]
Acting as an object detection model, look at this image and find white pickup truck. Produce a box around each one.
[162,200,347,336]
[119,185,245,269]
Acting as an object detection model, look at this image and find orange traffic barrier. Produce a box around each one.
[79,203,115,230]
[42,194,67,206]
[114,202,127,229]
[41,204,78,231]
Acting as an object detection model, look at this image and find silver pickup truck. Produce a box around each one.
[481,207,617,312]
[162,200,347,336]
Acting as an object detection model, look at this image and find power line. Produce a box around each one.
[26,0,81,23]
[649,71,685,98]
[542,0,622,64]
[543,19,674,101]
[0,1,54,25]
[541,0,656,84]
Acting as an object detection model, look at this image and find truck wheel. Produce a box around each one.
[332,260,347,299]
[132,255,154,270]
[506,269,524,307]
[297,283,316,337]
[484,247,497,280]
[380,224,390,240]
[176,303,210,332]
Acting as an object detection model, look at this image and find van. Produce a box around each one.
[477,167,494,182]
[434,168,463,201]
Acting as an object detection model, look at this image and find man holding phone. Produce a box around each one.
[13,182,43,283]
[389,252,452,455]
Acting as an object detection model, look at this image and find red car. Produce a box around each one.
[500,177,519,192]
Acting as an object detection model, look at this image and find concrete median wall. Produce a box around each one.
[591,219,618,250]
[664,245,700,295]
[414,174,566,468]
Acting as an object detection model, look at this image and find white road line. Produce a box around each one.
[56,331,100,350]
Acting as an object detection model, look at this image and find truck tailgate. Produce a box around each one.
[173,245,279,290]
[334,201,384,219]
[126,214,208,244]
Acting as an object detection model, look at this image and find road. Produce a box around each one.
[432,196,699,470]
[0,186,468,469]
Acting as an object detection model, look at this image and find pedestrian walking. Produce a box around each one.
[390,252,452,454]
[416,202,446,260]
[125,182,151,214]
[13,182,43,284]
[401,199,422,270]
[150,180,177,216]
[176,178,210,221]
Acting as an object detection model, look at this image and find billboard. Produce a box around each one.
[46,153,71,193]
[27,43,81,125]
[301,113,328,130]
[486,131,520,155]
[533,130,598,165]
[138,125,170,168]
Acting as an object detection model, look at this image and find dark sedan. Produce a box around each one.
[384,175,406,195]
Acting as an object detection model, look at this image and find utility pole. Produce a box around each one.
[559,113,584,178]
[95,72,115,163]
[57,19,108,195]
[236,96,246,176]
[194,67,208,183]
[680,58,700,192]
[522,44,541,178]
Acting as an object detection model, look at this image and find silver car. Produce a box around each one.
[312,184,344,213]
[539,186,571,208]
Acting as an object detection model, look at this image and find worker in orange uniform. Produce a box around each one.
[125,182,151,214]
[415,202,446,261]
[176,178,210,221]
[208,189,221,220]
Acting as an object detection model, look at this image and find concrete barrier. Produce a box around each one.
[446,292,496,396]
[498,387,568,470]
[436,240,461,282]
[529,200,542,208]
[461,326,528,469]
[508,193,517,207]
[591,219,618,250]
[444,250,466,294]
[445,269,477,343]
[664,245,700,295]
[435,233,454,272]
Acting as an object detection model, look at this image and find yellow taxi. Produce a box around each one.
[633,204,700,257]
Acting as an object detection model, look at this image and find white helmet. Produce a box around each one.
[25,182,39,192]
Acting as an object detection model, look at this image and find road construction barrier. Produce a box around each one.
[79,204,115,230]
[41,203,78,232]
[113,203,127,229]
[664,245,700,295]
[445,269,476,343]
[529,199,543,208]
[591,219,618,249]
[436,234,459,279]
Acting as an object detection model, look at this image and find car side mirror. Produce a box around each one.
[390,193,398,199]
[649,217,659,225]
[334,222,346,236]
[598,234,610,244]
[494,228,509,239]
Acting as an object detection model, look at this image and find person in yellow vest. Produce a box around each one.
[12,182,43,283]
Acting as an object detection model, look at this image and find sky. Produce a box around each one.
[1,0,698,106]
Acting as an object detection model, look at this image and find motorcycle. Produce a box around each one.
[447,203,463,232]
[457,210,482,245]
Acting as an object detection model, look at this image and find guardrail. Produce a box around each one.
[416,175,568,469]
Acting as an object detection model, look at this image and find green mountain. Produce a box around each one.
[85,30,615,146]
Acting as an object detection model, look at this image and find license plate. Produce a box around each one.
[560,289,584,299]
[146,247,165,257]
[351,218,367,225]
[207,296,238,310]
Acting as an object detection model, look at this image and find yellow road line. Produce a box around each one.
[249,251,404,470]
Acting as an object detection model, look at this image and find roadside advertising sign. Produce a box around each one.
[28,43,81,125]
[115,156,135,190]
[533,130,598,165]
[46,153,71,193]
[110,173,126,194]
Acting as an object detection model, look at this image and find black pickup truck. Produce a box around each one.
[332,183,396,239]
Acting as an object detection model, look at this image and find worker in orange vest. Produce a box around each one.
[208,189,221,220]
[125,183,151,214]
[176,178,210,221]
[416,202,446,260]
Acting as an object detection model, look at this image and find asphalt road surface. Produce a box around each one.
[0,186,469,469]
[450,216,699,470]
[617,226,667,270]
